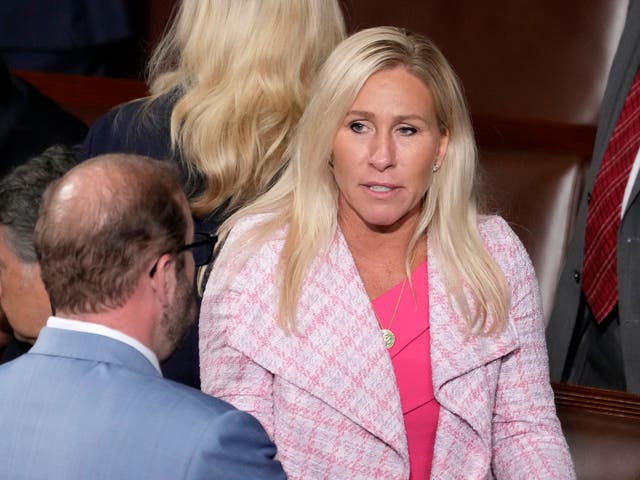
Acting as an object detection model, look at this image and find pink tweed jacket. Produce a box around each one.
[199,215,575,479]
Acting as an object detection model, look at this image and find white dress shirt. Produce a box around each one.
[622,147,640,216]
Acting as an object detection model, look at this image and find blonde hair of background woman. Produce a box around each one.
[147,0,346,216]
[219,26,510,335]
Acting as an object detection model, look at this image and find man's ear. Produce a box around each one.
[29,263,45,290]
[149,254,177,307]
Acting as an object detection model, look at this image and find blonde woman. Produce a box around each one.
[199,27,575,479]
[82,0,346,388]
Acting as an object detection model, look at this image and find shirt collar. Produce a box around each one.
[46,316,161,374]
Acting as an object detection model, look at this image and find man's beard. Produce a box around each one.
[161,271,198,353]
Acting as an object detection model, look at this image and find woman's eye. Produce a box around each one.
[398,126,417,135]
[349,122,367,133]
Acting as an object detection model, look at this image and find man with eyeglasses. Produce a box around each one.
[0,146,214,391]
[0,154,285,480]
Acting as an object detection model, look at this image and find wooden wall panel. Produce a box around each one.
[340,0,628,125]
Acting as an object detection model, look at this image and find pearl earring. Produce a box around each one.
[432,164,441,173]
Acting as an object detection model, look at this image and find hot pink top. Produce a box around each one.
[372,261,439,479]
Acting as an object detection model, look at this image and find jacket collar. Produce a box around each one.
[30,327,161,378]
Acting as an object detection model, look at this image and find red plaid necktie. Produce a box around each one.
[583,69,640,322]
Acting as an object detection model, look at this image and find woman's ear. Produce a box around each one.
[437,128,450,164]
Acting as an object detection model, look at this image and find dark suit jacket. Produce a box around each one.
[0,327,286,480]
[82,96,225,389]
[547,0,640,392]
[0,336,30,364]
[82,94,223,233]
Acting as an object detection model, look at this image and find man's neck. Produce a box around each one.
[57,298,156,355]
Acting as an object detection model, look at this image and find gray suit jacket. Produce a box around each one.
[0,327,286,480]
[547,0,640,392]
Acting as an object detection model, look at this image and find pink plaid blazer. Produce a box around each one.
[200,215,575,479]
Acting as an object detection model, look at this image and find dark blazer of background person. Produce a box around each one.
[0,58,87,177]
[546,0,640,392]
[81,95,220,232]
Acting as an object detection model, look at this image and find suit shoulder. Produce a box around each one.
[82,94,176,160]
[477,214,534,277]
[152,378,281,468]
[219,213,286,274]
[149,375,240,417]
[227,213,283,244]
[477,215,524,252]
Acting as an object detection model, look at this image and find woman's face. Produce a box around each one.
[332,66,448,234]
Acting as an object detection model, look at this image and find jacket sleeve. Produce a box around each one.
[186,409,286,480]
[199,257,276,439]
[81,99,170,161]
[490,225,575,479]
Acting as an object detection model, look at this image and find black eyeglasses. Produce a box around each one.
[178,232,217,267]
[149,232,217,277]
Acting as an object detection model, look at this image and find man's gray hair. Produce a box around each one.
[0,144,78,262]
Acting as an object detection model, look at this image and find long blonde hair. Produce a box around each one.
[219,27,509,334]
[147,0,346,216]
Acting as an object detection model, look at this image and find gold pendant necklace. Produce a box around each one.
[376,279,406,349]
[381,328,396,349]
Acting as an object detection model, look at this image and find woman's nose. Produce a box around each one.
[369,133,396,171]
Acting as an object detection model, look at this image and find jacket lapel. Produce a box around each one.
[428,241,518,440]
[225,230,408,464]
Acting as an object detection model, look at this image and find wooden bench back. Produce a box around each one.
[14,70,148,126]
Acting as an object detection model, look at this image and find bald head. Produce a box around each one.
[35,154,191,315]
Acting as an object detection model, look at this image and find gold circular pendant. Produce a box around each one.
[381,329,395,349]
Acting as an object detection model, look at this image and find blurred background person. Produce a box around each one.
[0,145,78,363]
[81,0,346,388]
[199,27,574,479]
[547,0,640,393]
